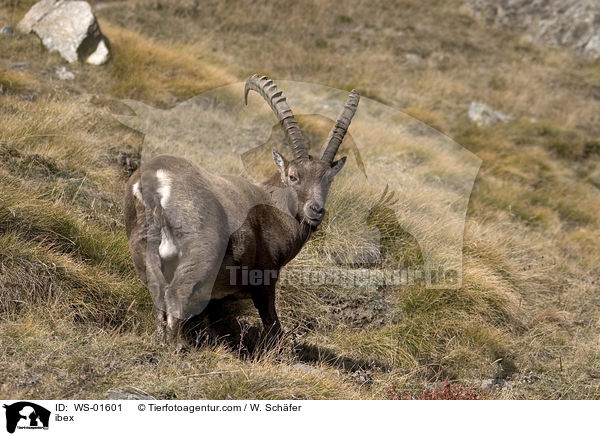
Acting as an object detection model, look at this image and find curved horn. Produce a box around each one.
[244,74,309,160]
[321,90,360,163]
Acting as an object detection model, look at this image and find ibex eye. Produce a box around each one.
[289,175,298,182]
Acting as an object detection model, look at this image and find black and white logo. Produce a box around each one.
[3,402,50,434]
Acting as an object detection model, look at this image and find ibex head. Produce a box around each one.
[245,75,360,227]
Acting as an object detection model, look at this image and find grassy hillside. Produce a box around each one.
[1,0,599,399]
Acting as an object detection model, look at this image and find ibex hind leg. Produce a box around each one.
[163,234,228,351]
[166,312,188,353]
[162,268,219,353]
[155,309,167,345]
[145,247,170,344]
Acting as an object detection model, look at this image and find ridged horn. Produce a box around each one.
[244,74,309,160]
[321,89,360,163]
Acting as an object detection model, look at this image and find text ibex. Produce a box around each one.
[124,75,360,348]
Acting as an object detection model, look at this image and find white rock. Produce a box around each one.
[481,378,495,389]
[405,53,422,64]
[292,363,318,374]
[85,39,109,65]
[56,66,74,80]
[468,101,511,127]
[583,34,600,60]
[17,0,110,65]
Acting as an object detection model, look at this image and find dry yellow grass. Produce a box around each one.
[0,0,599,399]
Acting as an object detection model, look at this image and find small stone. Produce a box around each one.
[9,62,29,69]
[468,101,511,127]
[86,39,110,65]
[405,53,422,64]
[481,379,494,390]
[1,26,14,35]
[106,389,155,400]
[292,363,318,374]
[56,66,75,80]
[583,34,600,60]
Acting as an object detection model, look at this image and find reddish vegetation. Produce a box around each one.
[386,380,484,400]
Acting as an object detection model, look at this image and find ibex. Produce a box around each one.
[124,75,360,348]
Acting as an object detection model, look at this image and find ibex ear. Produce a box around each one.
[330,156,346,176]
[272,149,287,173]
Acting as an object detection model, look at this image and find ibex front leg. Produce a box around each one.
[250,283,282,345]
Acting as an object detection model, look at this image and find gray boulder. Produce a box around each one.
[467,0,600,60]
[17,0,110,65]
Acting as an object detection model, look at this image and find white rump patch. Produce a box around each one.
[155,169,179,261]
[155,169,171,208]
[132,182,143,202]
[159,228,178,260]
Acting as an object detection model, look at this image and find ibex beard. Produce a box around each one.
[124,75,360,350]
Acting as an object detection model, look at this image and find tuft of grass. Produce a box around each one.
[1,0,600,399]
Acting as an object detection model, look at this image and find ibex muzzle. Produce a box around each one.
[124,75,360,348]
